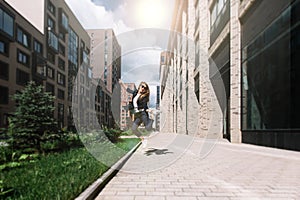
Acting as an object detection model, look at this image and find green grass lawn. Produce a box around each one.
[0,138,139,200]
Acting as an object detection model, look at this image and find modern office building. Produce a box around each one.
[161,0,300,150]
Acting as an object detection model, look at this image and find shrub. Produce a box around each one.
[8,81,58,153]
[103,128,122,143]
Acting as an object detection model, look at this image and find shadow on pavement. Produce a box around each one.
[144,148,173,156]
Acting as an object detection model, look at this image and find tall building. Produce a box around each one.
[87,29,122,128]
[87,29,121,93]
[161,0,300,150]
[119,82,136,130]
[0,0,102,131]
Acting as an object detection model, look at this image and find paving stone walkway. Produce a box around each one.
[95,133,300,200]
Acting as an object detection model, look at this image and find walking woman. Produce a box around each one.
[129,81,154,144]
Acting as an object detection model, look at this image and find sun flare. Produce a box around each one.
[135,0,167,27]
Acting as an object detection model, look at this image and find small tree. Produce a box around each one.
[9,81,57,153]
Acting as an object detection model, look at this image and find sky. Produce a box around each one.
[65,0,174,33]
[65,0,175,107]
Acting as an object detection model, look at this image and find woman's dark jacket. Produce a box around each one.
[129,90,149,111]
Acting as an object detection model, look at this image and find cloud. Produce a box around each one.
[65,0,174,34]
[65,0,132,34]
[91,0,124,11]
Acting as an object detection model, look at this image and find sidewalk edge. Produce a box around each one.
[75,141,141,200]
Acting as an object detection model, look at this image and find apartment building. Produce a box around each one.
[161,0,300,150]
[0,0,46,127]
[0,0,101,130]
[87,29,122,128]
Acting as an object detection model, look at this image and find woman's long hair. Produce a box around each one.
[138,82,150,101]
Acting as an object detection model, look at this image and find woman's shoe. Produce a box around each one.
[142,138,148,148]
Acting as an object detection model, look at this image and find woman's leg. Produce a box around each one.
[132,117,142,137]
[141,112,154,131]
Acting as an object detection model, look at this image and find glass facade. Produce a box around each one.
[242,1,300,130]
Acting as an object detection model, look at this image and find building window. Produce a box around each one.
[58,30,65,42]
[58,42,65,56]
[34,39,43,54]
[0,86,8,104]
[0,8,14,37]
[211,0,227,27]
[0,61,8,80]
[48,30,58,51]
[17,27,31,48]
[57,89,65,100]
[0,40,8,56]
[210,0,229,44]
[58,57,65,70]
[47,66,54,79]
[0,41,4,53]
[241,2,300,130]
[17,50,30,67]
[16,68,29,86]
[36,64,46,77]
[68,28,78,66]
[83,50,89,65]
[47,52,55,64]
[57,72,65,86]
[46,82,55,96]
[48,16,55,30]
[61,11,68,30]
[47,0,56,16]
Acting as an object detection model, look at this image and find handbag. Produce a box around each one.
[128,101,134,110]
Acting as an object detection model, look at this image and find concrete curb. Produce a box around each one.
[75,141,141,200]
